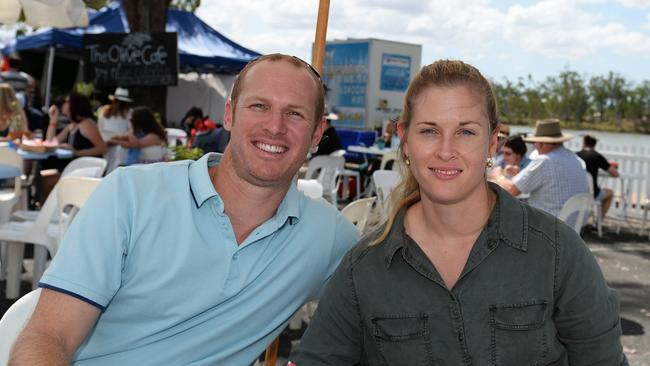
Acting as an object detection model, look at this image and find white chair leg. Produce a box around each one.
[0,242,6,281]
[5,242,25,299]
[32,246,49,290]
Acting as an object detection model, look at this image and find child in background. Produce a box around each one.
[110,106,167,165]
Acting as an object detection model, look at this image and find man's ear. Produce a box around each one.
[223,99,234,131]
[310,117,327,148]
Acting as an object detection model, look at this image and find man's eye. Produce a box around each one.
[287,111,305,120]
[250,104,267,111]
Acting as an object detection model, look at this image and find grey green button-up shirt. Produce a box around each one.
[291,184,627,366]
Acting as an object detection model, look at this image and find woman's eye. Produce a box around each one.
[419,128,436,135]
[459,129,476,136]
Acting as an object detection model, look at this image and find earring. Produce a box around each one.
[405,156,411,166]
[486,157,494,168]
[309,145,318,154]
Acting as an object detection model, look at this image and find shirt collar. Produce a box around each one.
[382,182,529,266]
[187,152,301,225]
[188,153,222,208]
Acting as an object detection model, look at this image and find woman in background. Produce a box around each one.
[290,60,626,365]
[0,83,30,138]
[46,91,106,158]
[110,106,167,165]
[98,87,132,172]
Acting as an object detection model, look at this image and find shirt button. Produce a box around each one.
[457,332,463,342]
[232,253,240,260]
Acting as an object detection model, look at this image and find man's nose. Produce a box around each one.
[264,110,288,135]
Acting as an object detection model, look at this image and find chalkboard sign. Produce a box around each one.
[84,32,178,86]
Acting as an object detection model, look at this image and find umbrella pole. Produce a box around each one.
[43,46,55,110]
[311,0,331,74]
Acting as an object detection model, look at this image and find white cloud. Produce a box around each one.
[503,0,650,58]
[616,0,650,8]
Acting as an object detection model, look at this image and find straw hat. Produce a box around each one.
[108,87,133,103]
[498,123,510,138]
[523,119,573,143]
[323,105,339,120]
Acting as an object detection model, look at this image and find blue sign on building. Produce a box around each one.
[380,53,411,92]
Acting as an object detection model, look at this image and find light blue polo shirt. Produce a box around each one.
[39,153,359,365]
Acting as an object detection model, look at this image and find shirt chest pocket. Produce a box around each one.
[371,314,434,366]
[489,300,549,365]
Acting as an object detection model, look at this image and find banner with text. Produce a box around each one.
[84,32,178,86]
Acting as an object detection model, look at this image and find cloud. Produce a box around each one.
[503,0,650,58]
[616,0,650,8]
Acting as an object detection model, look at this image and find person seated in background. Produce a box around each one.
[97,87,133,172]
[489,134,530,180]
[381,117,400,149]
[312,109,342,156]
[290,59,627,366]
[0,83,30,139]
[46,92,107,159]
[180,106,205,135]
[577,134,619,218]
[491,123,509,169]
[110,106,167,165]
[494,119,589,217]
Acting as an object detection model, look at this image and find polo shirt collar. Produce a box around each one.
[382,182,529,266]
[187,152,301,225]
[188,153,221,208]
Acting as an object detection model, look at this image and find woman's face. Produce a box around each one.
[62,97,70,117]
[399,84,497,205]
[503,146,521,166]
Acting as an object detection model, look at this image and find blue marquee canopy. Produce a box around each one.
[2,1,260,74]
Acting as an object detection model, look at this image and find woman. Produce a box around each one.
[109,106,167,165]
[490,134,531,179]
[46,91,107,158]
[0,83,29,138]
[290,60,626,365]
[98,87,132,172]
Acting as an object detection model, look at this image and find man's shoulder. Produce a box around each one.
[108,161,191,191]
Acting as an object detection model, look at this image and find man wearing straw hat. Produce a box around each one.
[495,119,589,216]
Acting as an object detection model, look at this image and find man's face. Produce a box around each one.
[223,60,325,187]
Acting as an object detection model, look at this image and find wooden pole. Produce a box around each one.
[311,0,331,74]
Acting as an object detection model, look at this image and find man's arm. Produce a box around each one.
[607,165,620,177]
[9,289,101,365]
[494,174,522,196]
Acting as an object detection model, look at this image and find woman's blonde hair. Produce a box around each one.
[371,60,498,245]
[0,83,28,132]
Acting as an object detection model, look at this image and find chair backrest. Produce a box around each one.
[296,179,324,199]
[341,197,376,234]
[379,150,398,171]
[372,170,401,215]
[61,157,107,178]
[329,149,346,157]
[0,147,23,192]
[306,156,345,203]
[0,288,41,364]
[57,176,101,244]
[165,128,188,146]
[558,192,593,233]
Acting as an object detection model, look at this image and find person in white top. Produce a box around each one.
[98,87,132,172]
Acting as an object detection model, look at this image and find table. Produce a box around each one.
[17,148,74,160]
[347,145,398,156]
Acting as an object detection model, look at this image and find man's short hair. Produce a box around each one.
[230,54,325,124]
[583,134,597,148]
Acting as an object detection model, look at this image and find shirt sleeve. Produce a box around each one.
[553,223,628,365]
[596,152,610,172]
[512,156,548,194]
[290,251,363,365]
[315,214,360,299]
[39,170,132,309]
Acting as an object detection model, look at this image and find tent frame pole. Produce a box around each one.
[43,46,55,110]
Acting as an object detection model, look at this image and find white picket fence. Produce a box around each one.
[564,139,650,225]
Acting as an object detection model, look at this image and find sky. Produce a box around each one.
[195,0,650,85]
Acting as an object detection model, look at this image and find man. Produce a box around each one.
[9,54,359,365]
[577,134,619,218]
[0,54,32,95]
[313,108,342,156]
[495,119,589,217]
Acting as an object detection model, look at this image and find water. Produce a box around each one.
[509,126,650,155]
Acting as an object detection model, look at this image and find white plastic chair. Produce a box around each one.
[379,150,399,171]
[12,157,106,222]
[296,179,324,199]
[165,128,188,146]
[0,147,23,224]
[0,168,102,299]
[56,176,101,244]
[372,170,401,217]
[341,197,376,234]
[558,192,594,234]
[330,150,361,202]
[305,155,345,205]
[0,288,41,364]
[585,171,604,237]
